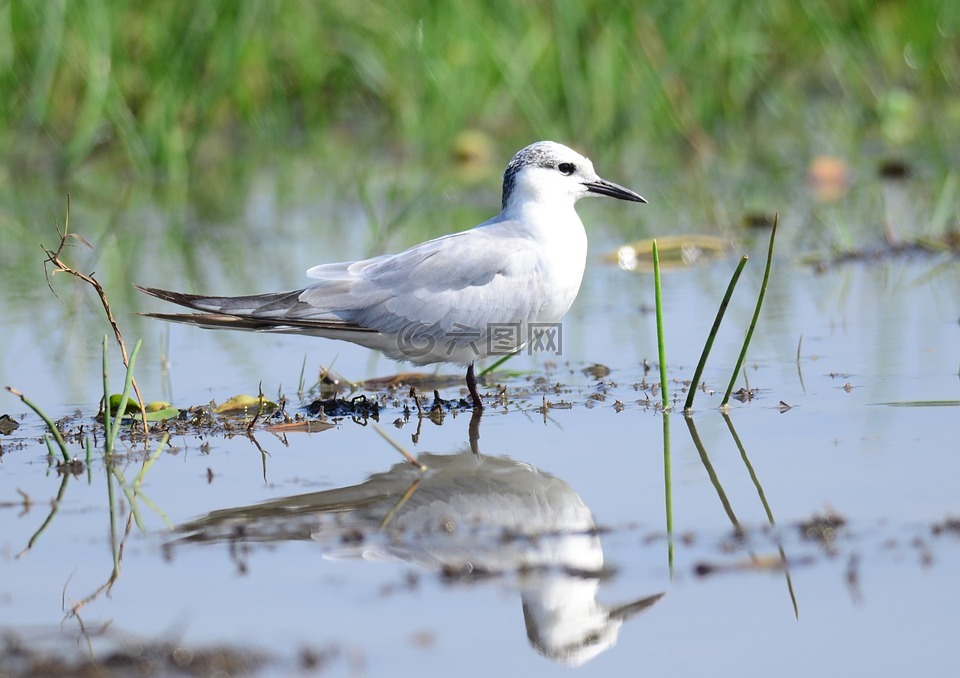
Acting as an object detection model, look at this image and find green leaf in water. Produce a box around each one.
[108,393,141,416]
[133,405,181,422]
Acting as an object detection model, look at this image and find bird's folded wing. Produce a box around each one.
[298,224,544,335]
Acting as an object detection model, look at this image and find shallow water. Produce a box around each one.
[2,149,959,676]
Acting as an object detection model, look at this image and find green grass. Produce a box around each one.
[651,239,669,410]
[1,1,957,295]
[2,0,957,178]
[684,255,749,412]
[721,215,778,408]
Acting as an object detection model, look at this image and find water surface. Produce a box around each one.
[1,146,958,676]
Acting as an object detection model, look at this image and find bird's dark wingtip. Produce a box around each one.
[138,311,271,331]
[134,284,209,308]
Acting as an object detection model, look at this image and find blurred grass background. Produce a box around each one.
[2,0,957,181]
[1,0,958,302]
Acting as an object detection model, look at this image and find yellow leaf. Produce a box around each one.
[213,394,278,416]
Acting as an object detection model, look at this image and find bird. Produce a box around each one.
[172,447,663,666]
[137,141,645,409]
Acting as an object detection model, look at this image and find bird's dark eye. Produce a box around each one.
[558,162,575,176]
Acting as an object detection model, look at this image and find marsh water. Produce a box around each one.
[2,141,959,676]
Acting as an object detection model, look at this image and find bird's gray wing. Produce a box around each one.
[138,220,551,365]
[296,222,545,336]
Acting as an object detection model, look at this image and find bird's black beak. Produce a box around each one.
[583,178,647,203]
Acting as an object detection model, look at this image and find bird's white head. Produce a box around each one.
[500,141,646,213]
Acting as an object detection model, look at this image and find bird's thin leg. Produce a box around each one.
[468,407,482,456]
[466,363,484,410]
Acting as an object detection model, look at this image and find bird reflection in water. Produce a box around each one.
[172,439,662,666]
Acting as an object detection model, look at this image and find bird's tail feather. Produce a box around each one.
[135,285,302,316]
[139,312,289,332]
[134,285,373,334]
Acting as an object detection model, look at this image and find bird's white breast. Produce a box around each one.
[508,202,589,323]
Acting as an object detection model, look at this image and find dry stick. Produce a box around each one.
[247,381,267,431]
[244,430,271,484]
[42,195,149,433]
[721,214,779,408]
[379,478,423,530]
[373,424,427,471]
[683,255,749,412]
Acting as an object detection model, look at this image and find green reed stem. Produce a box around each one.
[134,433,170,486]
[684,255,749,412]
[297,354,307,399]
[19,472,70,556]
[5,386,70,461]
[102,336,113,447]
[652,240,669,410]
[662,410,674,578]
[722,215,778,407]
[723,411,799,618]
[107,338,142,454]
[479,352,514,378]
[106,462,119,569]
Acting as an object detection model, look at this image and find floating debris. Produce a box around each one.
[307,395,380,420]
[694,554,815,578]
[799,510,847,543]
[364,372,465,391]
[264,419,335,434]
[423,390,471,413]
[802,233,960,270]
[56,458,85,476]
[931,516,960,537]
[603,235,729,272]
[0,631,270,677]
[582,363,611,379]
[0,414,19,435]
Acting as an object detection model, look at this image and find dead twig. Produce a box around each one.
[246,381,267,431]
[41,195,149,434]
